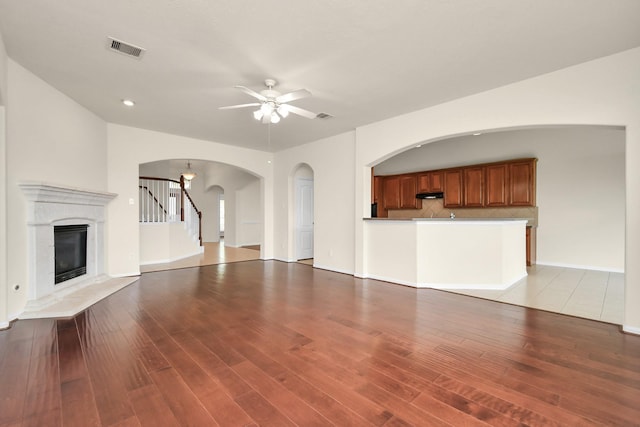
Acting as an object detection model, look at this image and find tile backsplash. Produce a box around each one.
[387,199,538,226]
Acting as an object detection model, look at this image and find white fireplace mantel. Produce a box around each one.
[19,182,118,307]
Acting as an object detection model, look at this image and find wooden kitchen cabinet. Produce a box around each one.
[380,174,419,211]
[375,157,536,212]
[417,170,444,193]
[444,169,464,208]
[526,226,536,266]
[373,175,381,203]
[382,176,401,210]
[399,174,420,209]
[509,159,536,206]
[485,163,509,207]
[463,166,484,207]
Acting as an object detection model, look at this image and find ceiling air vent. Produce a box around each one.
[316,112,333,119]
[107,37,146,59]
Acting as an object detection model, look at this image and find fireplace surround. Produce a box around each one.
[19,182,117,308]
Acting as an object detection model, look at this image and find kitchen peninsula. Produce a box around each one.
[364,217,527,290]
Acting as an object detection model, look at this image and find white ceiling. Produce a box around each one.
[1,0,639,152]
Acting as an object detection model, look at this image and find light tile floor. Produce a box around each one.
[446,264,624,325]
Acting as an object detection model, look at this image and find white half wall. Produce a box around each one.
[139,222,203,265]
[354,47,640,331]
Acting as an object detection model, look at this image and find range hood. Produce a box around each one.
[416,192,444,199]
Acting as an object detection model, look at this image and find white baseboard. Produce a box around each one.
[622,325,640,336]
[312,264,354,276]
[274,257,297,263]
[360,273,417,288]
[111,271,141,278]
[535,261,624,273]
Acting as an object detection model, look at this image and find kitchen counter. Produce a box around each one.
[363,218,527,290]
[365,217,536,226]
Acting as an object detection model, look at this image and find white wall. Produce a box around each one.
[375,127,625,271]
[0,30,7,105]
[6,60,107,320]
[274,131,356,274]
[0,30,8,327]
[202,186,223,243]
[236,180,261,246]
[0,106,7,328]
[354,47,640,333]
[107,124,273,276]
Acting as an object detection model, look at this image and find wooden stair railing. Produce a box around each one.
[139,176,203,246]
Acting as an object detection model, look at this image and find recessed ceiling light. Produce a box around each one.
[122,99,135,107]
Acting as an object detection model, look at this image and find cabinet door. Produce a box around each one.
[443,169,463,208]
[430,171,444,192]
[485,163,509,207]
[509,160,536,206]
[417,173,430,193]
[399,175,419,209]
[463,167,484,207]
[418,171,444,193]
[382,176,401,210]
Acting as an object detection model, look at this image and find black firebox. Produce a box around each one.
[54,224,88,284]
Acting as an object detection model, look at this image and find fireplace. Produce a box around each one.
[54,224,89,284]
[20,182,116,306]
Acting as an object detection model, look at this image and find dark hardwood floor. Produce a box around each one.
[1,260,639,426]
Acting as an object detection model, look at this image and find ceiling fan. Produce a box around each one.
[219,79,318,124]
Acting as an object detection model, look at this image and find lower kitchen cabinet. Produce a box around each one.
[526,226,536,266]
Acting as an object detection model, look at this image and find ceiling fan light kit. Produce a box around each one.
[220,79,321,124]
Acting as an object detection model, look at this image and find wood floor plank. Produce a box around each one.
[232,360,331,426]
[147,368,219,426]
[1,260,640,425]
[127,385,181,427]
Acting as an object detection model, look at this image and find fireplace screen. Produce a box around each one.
[54,224,88,284]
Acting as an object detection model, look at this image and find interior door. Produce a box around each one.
[296,178,314,260]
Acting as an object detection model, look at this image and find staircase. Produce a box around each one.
[138,176,203,264]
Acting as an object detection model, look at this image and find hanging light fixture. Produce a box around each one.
[181,161,196,181]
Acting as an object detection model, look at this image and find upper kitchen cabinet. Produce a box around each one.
[399,174,420,209]
[382,175,401,210]
[485,163,509,207]
[381,174,420,210]
[509,159,537,206]
[417,170,444,193]
[444,169,464,208]
[463,166,485,207]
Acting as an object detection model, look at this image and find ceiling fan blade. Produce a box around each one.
[276,89,311,104]
[285,105,318,119]
[234,85,267,101]
[218,103,261,110]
